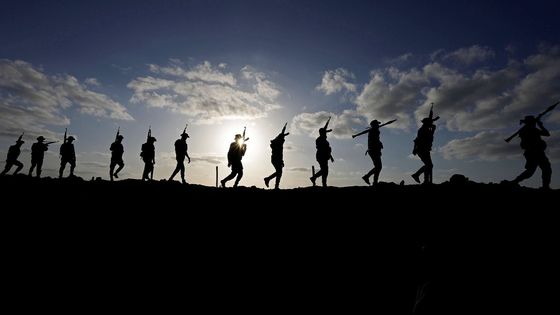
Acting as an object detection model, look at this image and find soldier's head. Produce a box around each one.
[116,135,124,142]
[319,128,332,136]
[16,139,25,145]
[67,136,75,143]
[148,136,157,143]
[370,120,380,128]
[421,117,433,125]
[181,133,190,140]
[37,136,45,143]
[521,115,537,126]
[235,134,242,140]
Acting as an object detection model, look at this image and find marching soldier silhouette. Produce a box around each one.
[412,104,438,184]
[1,133,25,176]
[221,128,248,188]
[505,102,557,189]
[352,119,396,186]
[141,127,156,181]
[169,125,191,184]
[59,128,76,178]
[310,117,334,187]
[28,136,55,177]
[109,128,124,181]
[264,123,289,189]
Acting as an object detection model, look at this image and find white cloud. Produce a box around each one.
[129,60,281,123]
[316,68,357,95]
[291,110,364,139]
[0,59,133,139]
[442,45,495,65]
[85,78,100,86]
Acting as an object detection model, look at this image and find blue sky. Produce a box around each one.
[1,0,560,187]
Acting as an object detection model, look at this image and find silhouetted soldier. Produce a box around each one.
[1,134,25,176]
[510,115,551,189]
[141,136,156,181]
[264,123,289,189]
[221,134,247,188]
[310,118,334,187]
[352,119,395,186]
[59,136,76,178]
[110,134,125,181]
[28,136,52,178]
[169,131,191,184]
[412,105,438,184]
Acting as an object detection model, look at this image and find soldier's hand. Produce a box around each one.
[188,158,191,164]
[228,163,231,168]
[330,156,334,162]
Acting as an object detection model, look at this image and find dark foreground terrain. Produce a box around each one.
[2,175,558,313]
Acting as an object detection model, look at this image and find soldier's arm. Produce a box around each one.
[186,151,191,163]
[537,121,550,136]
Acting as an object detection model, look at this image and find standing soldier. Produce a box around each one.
[169,125,191,184]
[1,133,25,176]
[59,129,76,178]
[221,129,247,188]
[352,119,396,186]
[264,123,289,189]
[141,127,156,181]
[28,136,53,178]
[412,104,438,185]
[110,128,125,181]
[310,117,334,187]
[509,115,552,189]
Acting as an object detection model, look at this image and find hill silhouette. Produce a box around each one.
[2,175,557,313]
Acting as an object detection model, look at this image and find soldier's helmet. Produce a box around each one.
[116,135,124,140]
[235,134,242,140]
[16,139,25,144]
[370,120,380,127]
[37,136,45,142]
[421,117,432,124]
[181,133,190,139]
[67,136,75,141]
[319,128,332,135]
[521,115,537,125]
[149,136,157,142]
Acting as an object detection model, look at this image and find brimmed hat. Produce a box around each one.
[37,136,45,141]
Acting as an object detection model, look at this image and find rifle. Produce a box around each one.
[428,103,440,122]
[281,122,290,136]
[63,128,67,144]
[17,132,24,142]
[323,116,332,132]
[505,101,559,143]
[147,125,151,142]
[183,123,188,135]
[115,126,120,141]
[352,119,397,138]
[44,141,58,145]
[243,126,249,142]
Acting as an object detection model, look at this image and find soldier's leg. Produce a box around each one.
[1,162,13,175]
[13,160,23,175]
[274,163,283,189]
[28,161,36,176]
[234,168,243,187]
[59,160,67,178]
[364,152,376,180]
[539,154,551,189]
[320,160,329,187]
[142,162,150,180]
[513,153,537,184]
[420,152,433,183]
[169,162,180,180]
[110,161,116,181]
[373,155,382,185]
[180,162,186,182]
[114,161,124,177]
[36,160,43,177]
[69,160,75,176]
